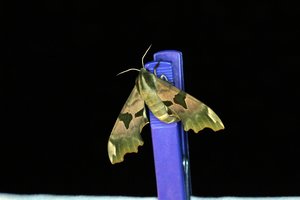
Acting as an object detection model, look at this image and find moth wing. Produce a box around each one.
[108,86,149,164]
[155,77,224,133]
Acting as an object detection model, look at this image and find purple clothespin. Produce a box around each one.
[145,50,191,200]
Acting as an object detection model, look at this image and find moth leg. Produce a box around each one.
[160,74,168,81]
[153,60,168,81]
[153,60,161,76]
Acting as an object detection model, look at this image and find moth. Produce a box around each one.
[108,46,224,164]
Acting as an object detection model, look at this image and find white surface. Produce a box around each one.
[0,194,300,200]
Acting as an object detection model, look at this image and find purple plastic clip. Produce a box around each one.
[145,51,191,200]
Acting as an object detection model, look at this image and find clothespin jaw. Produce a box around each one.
[145,50,191,200]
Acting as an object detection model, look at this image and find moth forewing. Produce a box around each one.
[154,75,225,133]
[178,93,225,132]
[108,86,149,164]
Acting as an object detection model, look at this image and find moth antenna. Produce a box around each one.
[116,68,140,76]
[142,44,152,68]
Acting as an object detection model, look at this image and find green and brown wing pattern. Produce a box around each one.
[155,77,224,133]
[108,86,149,164]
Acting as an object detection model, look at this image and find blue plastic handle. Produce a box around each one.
[145,50,191,200]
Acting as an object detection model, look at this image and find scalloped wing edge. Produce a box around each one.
[182,106,225,133]
[108,133,144,164]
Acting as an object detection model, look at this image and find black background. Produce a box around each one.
[2,0,300,197]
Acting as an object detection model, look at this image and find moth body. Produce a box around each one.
[137,68,179,123]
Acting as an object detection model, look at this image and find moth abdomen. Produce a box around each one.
[144,97,179,123]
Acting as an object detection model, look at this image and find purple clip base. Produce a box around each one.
[145,51,191,200]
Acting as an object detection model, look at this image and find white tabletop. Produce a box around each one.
[0,193,299,200]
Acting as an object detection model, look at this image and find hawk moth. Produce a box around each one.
[108,49,224,164]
